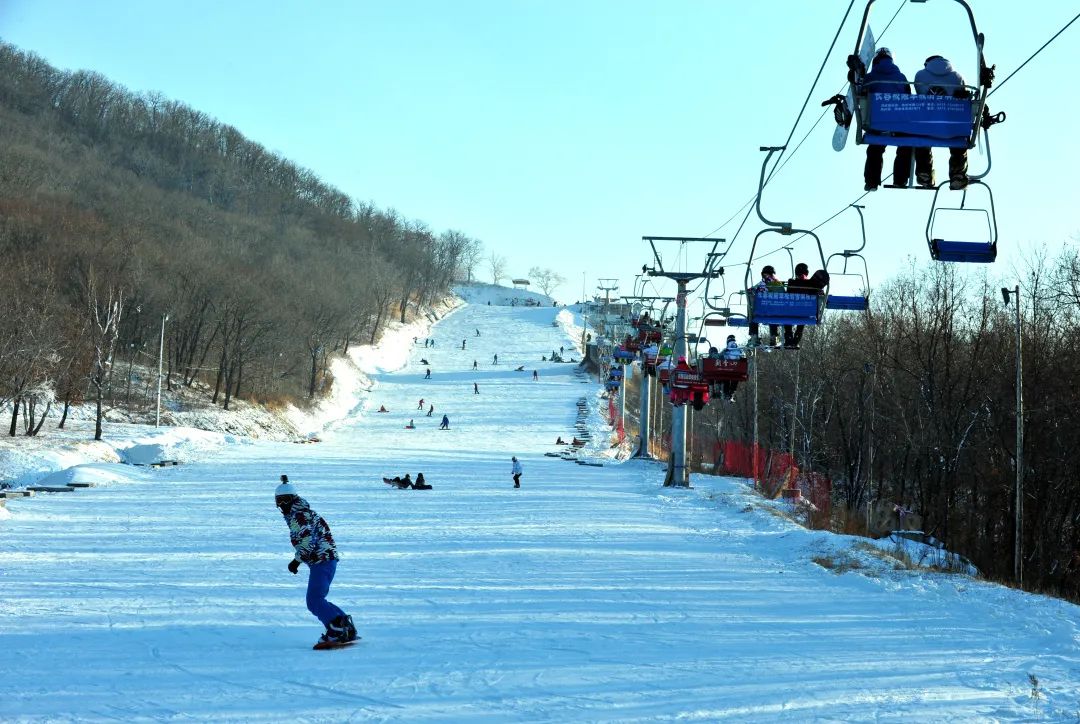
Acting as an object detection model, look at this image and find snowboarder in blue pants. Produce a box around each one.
[275,475,357,648]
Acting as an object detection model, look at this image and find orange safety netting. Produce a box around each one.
[712,440,831,520]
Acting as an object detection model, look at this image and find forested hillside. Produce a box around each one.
[0,42,481,435]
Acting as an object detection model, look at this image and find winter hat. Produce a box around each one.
[795,263,809,275]
[875,47,892,60]
[275,475,297,498]
[727,334,736,342]
[762,265,776,276]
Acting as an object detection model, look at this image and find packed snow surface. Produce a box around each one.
[2,299,1079,722]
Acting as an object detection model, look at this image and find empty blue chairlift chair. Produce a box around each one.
[825,205,871,312]
[926,180,997,263]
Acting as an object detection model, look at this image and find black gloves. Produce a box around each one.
[288,559,300,574]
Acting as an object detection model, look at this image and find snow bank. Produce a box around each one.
[282,297,463,437]
[33,462,148,488]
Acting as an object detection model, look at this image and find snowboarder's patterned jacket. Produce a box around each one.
[281,497,338,565]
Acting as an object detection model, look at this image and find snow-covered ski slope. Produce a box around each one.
[2,300,1079,722]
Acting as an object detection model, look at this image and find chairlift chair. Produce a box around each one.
[699,357,749,384]
[668,358,711,411]
[850,0,994,155]
[744,147,830,328]
[926,179,997,262]
[825,204,872,311]
[656,357,675,386]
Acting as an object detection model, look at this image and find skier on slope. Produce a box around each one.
[511,456,523,488]
[275,475,357,648]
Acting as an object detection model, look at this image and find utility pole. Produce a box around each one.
[864,362,876,533]
[156,313,169,427]
[643,236,723,487]
[1002,285,1024,586]
[580,273,589,350]
[624,295,670,460]
[752,347,759,490]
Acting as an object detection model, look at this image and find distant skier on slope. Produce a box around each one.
[440,415,450,430]
[511,457,523,488]
[275,475,357,649]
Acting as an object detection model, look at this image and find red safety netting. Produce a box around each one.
[711,439,831,522]
[607,397,625,444]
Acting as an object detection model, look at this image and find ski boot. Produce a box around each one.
[328,614,358,643]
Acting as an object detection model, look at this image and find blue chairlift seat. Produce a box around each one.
[930,239,997,263]
[750,291,821,326]
[825,294,869,311]
[726,317,749,328]
[862,93,973,148]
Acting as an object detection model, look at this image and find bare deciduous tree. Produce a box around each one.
[528,266,566,297]
[489,252,508,285]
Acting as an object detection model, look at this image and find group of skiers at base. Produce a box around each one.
[747,263,828,349]
[857,48,971,192]
[382,473,432,490]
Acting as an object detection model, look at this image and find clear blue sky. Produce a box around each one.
[1,1,1076,310]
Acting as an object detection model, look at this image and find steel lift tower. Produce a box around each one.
[642,236,724,487]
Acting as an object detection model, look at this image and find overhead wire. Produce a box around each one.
[693,0,861,314]
[704,0,905,243]
[771,6,1079,254]
[734,0,902,269]
[988,10,1079,98]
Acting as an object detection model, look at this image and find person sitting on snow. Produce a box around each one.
[412,473,432,490]
[378,405,388,413]
[383,475,412,489]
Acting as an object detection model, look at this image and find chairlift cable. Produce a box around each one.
[987,10,1080,98]
[768,0,907,182]
[776,9,1080,252]
[702,0,905,241]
